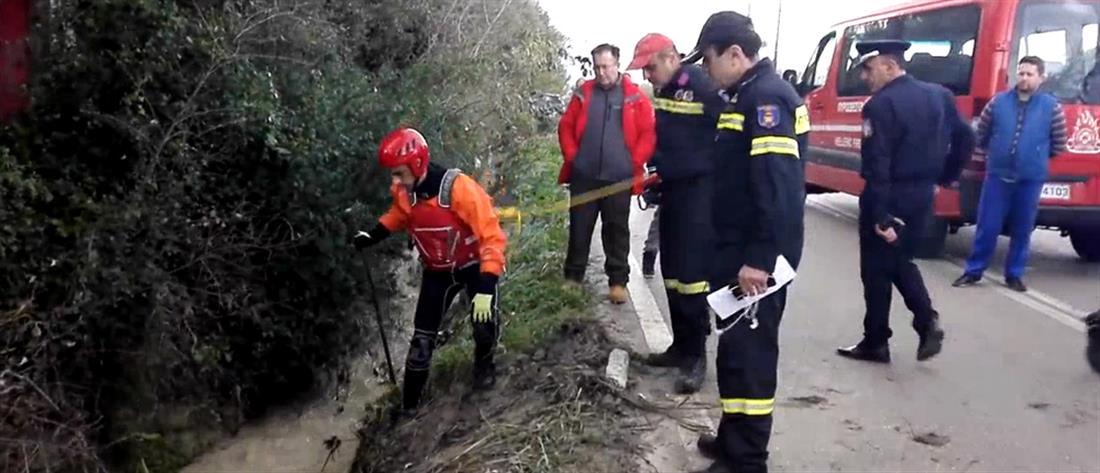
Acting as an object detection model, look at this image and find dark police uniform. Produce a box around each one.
[838,40,973,363]
[709,57,808,473]
[649,64,725,391]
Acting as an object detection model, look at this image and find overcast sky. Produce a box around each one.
[536,0,909,82]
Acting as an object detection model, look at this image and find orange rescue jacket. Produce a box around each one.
[378,167,507,276]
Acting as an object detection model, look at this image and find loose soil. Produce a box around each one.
[352,320,650,473]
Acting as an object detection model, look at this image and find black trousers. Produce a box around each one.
[402,264,498,409]
[715,286,787,473]
[858,184,938,347]
[660,176,714,359]
[564,176,632,285]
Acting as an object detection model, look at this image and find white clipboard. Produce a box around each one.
[706,255,796,320]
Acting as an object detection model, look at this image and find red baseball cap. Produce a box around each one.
[627,33,676,70]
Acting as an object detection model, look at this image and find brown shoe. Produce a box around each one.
[608,284,628,305]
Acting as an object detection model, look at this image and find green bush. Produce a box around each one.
[0,0,566,471]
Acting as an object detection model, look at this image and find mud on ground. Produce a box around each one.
[352,320,652,473]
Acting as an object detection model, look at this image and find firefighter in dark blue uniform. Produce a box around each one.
[683,12,808,473]
[836,40,974,364]
[627,33,725,393]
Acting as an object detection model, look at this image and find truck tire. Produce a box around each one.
[914,214,949,260]
[1070,227,1100,262]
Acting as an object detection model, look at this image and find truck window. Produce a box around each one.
[801,32,838,91]
[837,4,982,97]
[1013,1,1100,104]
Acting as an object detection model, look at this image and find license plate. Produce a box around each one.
[1041,183,1071,201]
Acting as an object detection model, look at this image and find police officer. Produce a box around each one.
[627,33,725,393]
[836,40,974,364]
[684,12,808,473]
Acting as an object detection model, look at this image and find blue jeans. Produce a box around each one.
[964,177,1044,279]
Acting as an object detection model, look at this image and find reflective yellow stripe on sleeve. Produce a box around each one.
[794,105,811,135]
[654,98,705,115]
[717,112,745,131]
[721,398,775,416]
[663,279,711,295]
[750,136,800,158]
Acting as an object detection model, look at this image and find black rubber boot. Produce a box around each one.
[917,319,945,361]
[676,356,706,394]
[472,361,497,391]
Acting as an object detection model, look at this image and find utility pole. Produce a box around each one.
[773,0,783,66]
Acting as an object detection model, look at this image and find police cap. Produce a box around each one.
[683,11,758,64]
[855,40,911,67]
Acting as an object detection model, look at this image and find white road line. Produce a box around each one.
[807,198,1087,333]
[628,253,673,353]
[627,206,717,467]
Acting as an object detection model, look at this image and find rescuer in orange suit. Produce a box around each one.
[354,127,508,412]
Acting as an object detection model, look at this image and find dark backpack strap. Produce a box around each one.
[438,168,462,208]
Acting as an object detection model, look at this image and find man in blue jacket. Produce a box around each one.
[954,56,1068,292]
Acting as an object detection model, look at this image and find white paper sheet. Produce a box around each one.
[706,256,797,320]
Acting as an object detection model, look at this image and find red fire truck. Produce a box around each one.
[789,0,1100,261]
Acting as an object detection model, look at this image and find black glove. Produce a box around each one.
[642,187,661,207]
[352,223,390,250]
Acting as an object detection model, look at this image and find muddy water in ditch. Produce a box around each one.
[183,259,419,473]
[182,353,390,473]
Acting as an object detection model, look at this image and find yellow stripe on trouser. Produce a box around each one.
[750,136,800,158]
[654,98,704,115]
[721,397,775,415]
[717,112,745,131]
[664,279,710,295]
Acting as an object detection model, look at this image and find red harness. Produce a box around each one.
[407,169,479,271]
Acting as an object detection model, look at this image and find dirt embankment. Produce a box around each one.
[352,320,650,473]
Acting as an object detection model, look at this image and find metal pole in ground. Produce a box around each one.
[363,253,398,385]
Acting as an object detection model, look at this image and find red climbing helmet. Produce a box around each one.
[378,127,430,178]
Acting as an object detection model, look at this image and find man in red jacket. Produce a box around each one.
[558,43,657,304]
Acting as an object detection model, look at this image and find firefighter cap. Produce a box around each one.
[855,40,912,67]
[627,33,676,70]
[684,11,757,64]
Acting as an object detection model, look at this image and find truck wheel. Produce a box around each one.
[1070,227,1100,262]
[914,215,949,260]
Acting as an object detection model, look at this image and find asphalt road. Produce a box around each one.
[609,193,1100,472]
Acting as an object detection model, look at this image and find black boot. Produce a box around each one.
[676,356,706,394]
[689,460,734,473]
[1086,310,1100,375]
[696,433,720,459]
[837,341,891,363]
[917,319,945,361]
[643,347,683,368]
[642,250,657,278]
[402,369,430,410]
[472,361,497,391]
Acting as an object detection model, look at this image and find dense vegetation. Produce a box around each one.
[0,1,568,471]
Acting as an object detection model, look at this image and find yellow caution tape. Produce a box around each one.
[495,177,637,235]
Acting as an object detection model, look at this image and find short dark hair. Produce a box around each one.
[881,53,906,70]
[707,30,763,60]
[1019,56,1045,75]
[591,44,620,61]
